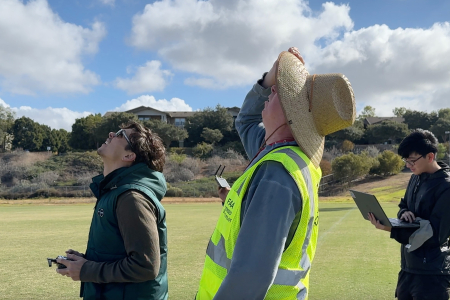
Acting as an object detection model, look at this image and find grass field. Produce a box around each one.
[0,200,404,300]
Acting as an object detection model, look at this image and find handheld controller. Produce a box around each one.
[47,256,74,269]
[214,165,230,188]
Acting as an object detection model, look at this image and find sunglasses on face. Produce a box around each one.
[115,129,134,151]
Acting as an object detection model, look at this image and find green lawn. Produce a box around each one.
[0,201,402,300]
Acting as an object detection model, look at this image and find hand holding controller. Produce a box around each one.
[47,256,74,269]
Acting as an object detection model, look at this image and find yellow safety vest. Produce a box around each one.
[196,146,321,300]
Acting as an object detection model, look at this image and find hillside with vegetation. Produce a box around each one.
[0,104,449,199]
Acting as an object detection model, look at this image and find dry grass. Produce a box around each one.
[1,150,51,167]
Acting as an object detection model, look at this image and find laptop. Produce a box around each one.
[349,190,420,228]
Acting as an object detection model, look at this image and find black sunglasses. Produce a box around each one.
[115,129,134,151]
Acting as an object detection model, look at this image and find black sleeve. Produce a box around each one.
[419,187,450,248]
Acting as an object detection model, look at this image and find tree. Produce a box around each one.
[40,124,52,151]
[437,143,448,161]
[364,121,410,144]
[201,128,223,145]
[185,105,233,146]
[403,110,438,131]
[0,105,16,151]
[11,117,44,151]
[70,114,102,150]
[95,112,138,144]
[393,107,407,117]
[430,118,450,142]
[357,105,376,121]
[438,108,450,120]
[50,129,71,153]
[328,126,364,143]
[144,119,188,148]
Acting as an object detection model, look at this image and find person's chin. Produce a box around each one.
[97,146,105,155]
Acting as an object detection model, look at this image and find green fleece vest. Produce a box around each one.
[82,182,168,300]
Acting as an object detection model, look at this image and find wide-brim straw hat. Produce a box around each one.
[276,51,356,168]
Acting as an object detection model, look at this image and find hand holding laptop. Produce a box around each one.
[368,212,391,232]
[350,190,420,229]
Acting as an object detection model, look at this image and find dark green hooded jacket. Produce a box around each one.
[81,163,167,300]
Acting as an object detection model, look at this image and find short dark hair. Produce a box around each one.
[398,128,438,158]
[121,121,166,172]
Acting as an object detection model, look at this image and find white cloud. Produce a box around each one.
[99,0,115,7]
[0,0,106,95]
[310,23,450,116]
[129,0,353,89]
[129,0,450,114]
[113,95,193,111]
[0,97,93,131]
[114,61,173,94]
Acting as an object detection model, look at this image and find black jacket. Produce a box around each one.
[390,162,450,275]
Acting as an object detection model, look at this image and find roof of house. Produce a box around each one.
[104,106,240,118]
[125,106,167,114]
[165,111,197,118]
[364,117,405,125]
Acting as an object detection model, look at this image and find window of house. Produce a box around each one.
[174,118,185,127]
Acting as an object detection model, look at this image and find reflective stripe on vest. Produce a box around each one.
[197,146,321,300]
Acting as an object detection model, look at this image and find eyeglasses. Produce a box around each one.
[402,155,423,166]
[115,129,134,151]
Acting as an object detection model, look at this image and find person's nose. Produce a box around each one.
[109,132,115,138]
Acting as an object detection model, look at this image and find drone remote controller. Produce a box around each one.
[214,165,230,188]
[47,256,74,269]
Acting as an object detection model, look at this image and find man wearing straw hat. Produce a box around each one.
[195,47,356,300]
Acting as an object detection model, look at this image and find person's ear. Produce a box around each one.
[426,152,435,162]
[122,152,136,162]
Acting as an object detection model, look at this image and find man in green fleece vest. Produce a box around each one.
[56,121,168,300]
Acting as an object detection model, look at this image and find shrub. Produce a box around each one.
[341,140,355,152]
[164,168,195,183]
[217,141,246,157]
[169,152,187,164]
[332,152,374,181]
[371,150,404,176]
[31,171,59,185]
[365,146,380,158]
[170,176,218,197]
[165,187,183,197]
[320,159,332,176]
[28,188,61,198]
[192,142,214,158]
[323,146,343,162]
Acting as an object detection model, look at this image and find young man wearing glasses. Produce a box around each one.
[369,129,450,300]
[56,121,168,300]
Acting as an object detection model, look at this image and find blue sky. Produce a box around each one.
[1,0,450,130]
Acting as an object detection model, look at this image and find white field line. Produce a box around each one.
[317,207,356,244]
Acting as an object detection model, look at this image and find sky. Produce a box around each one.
[0,0,450,131]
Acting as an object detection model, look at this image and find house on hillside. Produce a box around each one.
[104,106,240,147]
[105,106,240,129]
[363,117,405,129]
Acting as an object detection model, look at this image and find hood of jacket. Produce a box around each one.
[417,161,450,181]
[90,162,167,201]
